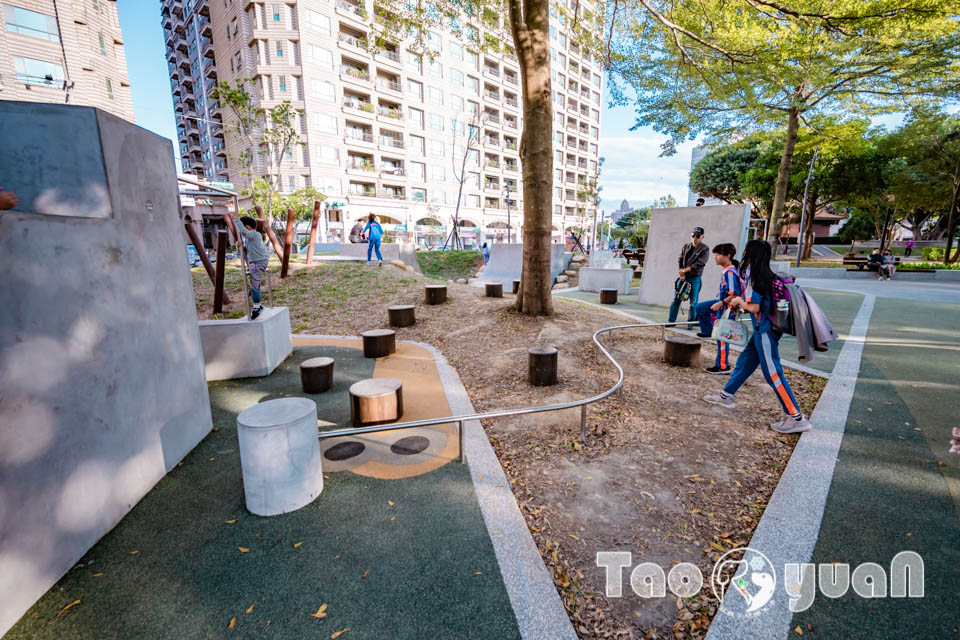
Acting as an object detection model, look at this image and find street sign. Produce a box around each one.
[209,181,234,190]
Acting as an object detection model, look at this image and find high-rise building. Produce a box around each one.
[0,1,134,121]
[161,0,602,248]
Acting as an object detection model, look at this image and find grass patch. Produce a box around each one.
[416,250,482,281]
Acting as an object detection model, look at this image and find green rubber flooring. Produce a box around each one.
[5,347,519,640]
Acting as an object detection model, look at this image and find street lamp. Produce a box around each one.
[504,184,512,244]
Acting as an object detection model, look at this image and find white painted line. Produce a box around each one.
[704,294,876,640]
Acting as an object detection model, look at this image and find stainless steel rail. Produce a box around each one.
[317,320,694,462]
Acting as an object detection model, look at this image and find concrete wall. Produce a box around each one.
[637,204,751,307]
[788,266,960,282]
[199,307,293,380]
[0,102,212,634]
[339,241,421,272]
[472,243,568,288]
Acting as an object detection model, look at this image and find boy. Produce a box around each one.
[237,216,270,319]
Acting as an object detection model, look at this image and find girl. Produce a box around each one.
[482,242,490,265]
[694,243,742,374]
[363,213,384,266]
[703,240,811,434]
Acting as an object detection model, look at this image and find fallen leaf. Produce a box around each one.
[568,534,580,541]
[310,603,328,619]
[238,546,250,553]
[293,542,305,548]
[795,625,803,635]
[491,530,500,535]
[361,569,369,579]
[331,628,351,639]
[225,519,238,524]
[73,564,85,570]
[227,616,236,630]
[387,501,395,506]
[209,457,215,461]
[474,571,482,575]
[246,604,254,615]
[708,541,728,553]
[390,516,396,521]
[92,573,103,578]
[128,550,139,555]
[634,611,643,618]
[57,600,81,618]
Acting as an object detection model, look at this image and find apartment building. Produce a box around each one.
[162,0,602,247]
[0,1,133,121]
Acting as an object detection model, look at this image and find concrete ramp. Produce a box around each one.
[472,243,568,287]
[339,242,421,272]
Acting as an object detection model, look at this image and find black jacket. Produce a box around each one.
[678,241,710,277]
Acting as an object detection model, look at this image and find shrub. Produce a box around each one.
[922,246,945,261]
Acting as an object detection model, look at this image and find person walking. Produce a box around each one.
[482,242,490,265]
[703,240,811,434]
[237,216,270,319]
[695,243,742,374]
[904,238,914,258]
[668,226,710,325]
[363,213,384,266]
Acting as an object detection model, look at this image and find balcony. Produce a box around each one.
[381,164,405,177]
[504,118,518,130]
[171,0,184,16]
[345,131,375,144]
[167,48,177,63]
[162,14,173,30]
[349,185,377,197]
[338,32,369,51]
[204,60,217,79]
[341,66,371,83]
[376,78,402,93]
[484,89,499,101]
[483,67,499,79]
[377,105,403,120]
[200,18,212,37]
[504,96,518,108]
[177,54,191,70]
[504,162,518,172]
[209,102,222,117]
[376,48,401,65]
[202,40,215,58]
[336,0,368,19]
[504,74,518,85]
[484,113,500,125]
[343,98,375,114]
[347,158,377,173]
[379,135,405,149]
[485,159,500,169]
[380,189,406,200]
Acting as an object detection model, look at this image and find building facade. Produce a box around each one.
[0,0,133,121]
[161,0,603,248]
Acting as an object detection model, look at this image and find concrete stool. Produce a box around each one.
[362,329,396,358]
[349,377,404,427]
[664,334,701,367]
[237,398,324,516]
[388,304,416,328]
[300,357,334,394]
[512,279,521,294]
[528,346,559,386]
[600,288,618,304]
[485,282,503,298]
[425,284,447,305]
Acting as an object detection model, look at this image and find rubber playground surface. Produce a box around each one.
[5,339,520,640]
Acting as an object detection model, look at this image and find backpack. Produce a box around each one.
[770,276,795,335]
[674,278,692,304]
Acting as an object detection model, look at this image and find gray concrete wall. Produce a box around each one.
[339,241,421,272]
[0,102,212,635]
[637,204,751,306]
[199,307,293,380]
[472,243,567,287]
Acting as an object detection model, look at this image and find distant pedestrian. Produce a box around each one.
[695,243,742,374]
[349,220,366,243]
[695,197,705,207]
[482,242,490,265]
[703,240,810,434]
[668,226,709,325]
[904,239,914,257]
[237,216,269,320]
[363,213,383,266]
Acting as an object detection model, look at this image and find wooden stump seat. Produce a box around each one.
[300,357,334,394]
[388,304,416,328]
[362,329,396,358]
[528,346,559,387]
[485,282,503,298]
[425,284,447,305]
[664,334,701,367]
[599,288,618,304]
[349,378,403,427]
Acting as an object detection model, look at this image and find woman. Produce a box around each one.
[879,249,896,280]
[362,213,383,266]
[695,243,742,374]
[703,240,811,434]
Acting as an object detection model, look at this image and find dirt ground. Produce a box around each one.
[192,260,825,639]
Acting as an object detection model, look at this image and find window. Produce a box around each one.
[429,191,447,204]
[428,113,443,131]
[230,18,238,37]
[467,76,479,94]
[450,41,463,60]
[305,10,331,34]
[276,41,284,57]
[451,95,464,112]
[288,175,297,191]
[410,162,426,180]
[273,3,281,21]
[308,45,333,69]
[233,52,243,73]
[429,139,444,157]
[467,195,480,208]
[554,132,563,144]
[11,56,64,86]
[427,59,442,77]
[451,119,465,136]
[315,145,339,165]
[315,113,338,132]
[589,143,598,154]
[467,172,480,188]
[409,135,425,154]
[406,51,421,71]
[467,50,479,69]
[98,32,106,55]
[450,69,463,86]
[105,77,114,99]
[407,79,423,100]
[278,75,287,92]
[467,101,479,116]
[431,165,445,181]
[408,107,424,127]
[4,5,60,42]
[411,188,426,202]
[312,79,335,101]
[428,86,443,105]
[428,31,442,49]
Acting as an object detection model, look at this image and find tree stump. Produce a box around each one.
[349,378,404,427]
[512,279,521,294]
[300,357,334,394]
[485,282,503,298]
[362,329,396,358]
[425,284,447,305]
[600,288,618,304]
[663,335,701,368]
[388,304,416,328]
[528,346,559,386]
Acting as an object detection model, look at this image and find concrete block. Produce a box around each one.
[578,267,632,294]
[199,307,293,380]
[339,242,420,271]
[472,243,567,288]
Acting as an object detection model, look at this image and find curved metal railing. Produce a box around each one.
[317,320,692,462]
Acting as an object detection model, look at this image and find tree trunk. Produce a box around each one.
[945,178,960,264]
[765,108,800,249]
[305,200,321,264]
[254,204,284,257]
[280,208,295,278]
[510,0,554,315]
[800,192,817,260]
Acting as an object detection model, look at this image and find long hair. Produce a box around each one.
[712,243,739,269]
[741,239,775,296]
[368,213,377,223]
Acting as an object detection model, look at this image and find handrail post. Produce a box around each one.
[580,405,587,443]
[458,420,465,463]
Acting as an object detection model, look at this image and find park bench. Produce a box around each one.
[843,254,899,271]
[622,249,645,276]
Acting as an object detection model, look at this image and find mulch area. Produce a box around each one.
[192,260,826,639]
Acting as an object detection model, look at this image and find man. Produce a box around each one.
[668,226,710,325]
[349,220,366,243]
[695,198,705,207]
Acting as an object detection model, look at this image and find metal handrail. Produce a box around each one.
[317,320,692,462]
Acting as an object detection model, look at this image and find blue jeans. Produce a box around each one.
[696,299,733,369]
[668,275,701,323]
[367,238,383,261]
[723,330,800,415]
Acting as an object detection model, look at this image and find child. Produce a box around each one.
[482,242,490,265]
[363,213,384,266]
[694,243,742,374]
[237,216,270,319]
[703,240,811,434]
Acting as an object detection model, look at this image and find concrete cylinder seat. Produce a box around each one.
[236,398,324,516]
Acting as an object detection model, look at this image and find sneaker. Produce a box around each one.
[251,305,263,320]
[696,332,711,338]
[378,260,382,268]
[771,415,812,434]
[705,366,732,375]
[703,393,736,409]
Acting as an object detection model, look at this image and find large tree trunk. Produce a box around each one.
[800,193,817,261]
[945,178,960,264]
[765,108,800,249]
[509,0,554,315]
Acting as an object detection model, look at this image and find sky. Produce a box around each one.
[116,1,694,209]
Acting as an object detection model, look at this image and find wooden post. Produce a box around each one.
[387,305,416,327]
[485,282,503,298]
[281,208,296,278]
[254,204,284,257]
[528,347,559,386]
[362,329,397,358]
[300,357,335,394]
[183,217,230,304]
[512,279,521,294]
[425,284,448,305]
[213,230,228,313]
[600,288,618,304]
[305,200,321,264]
[663,335,702,367]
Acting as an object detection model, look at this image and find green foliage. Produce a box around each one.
[416,250,483,280]
[653,194,676,209]
[690,139,763,203]
[838,211,876,246]
[922,247,945,261]
[901,261,960,270]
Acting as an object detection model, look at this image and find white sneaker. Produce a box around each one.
[704,393,736,409]
[771,415,812,433]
